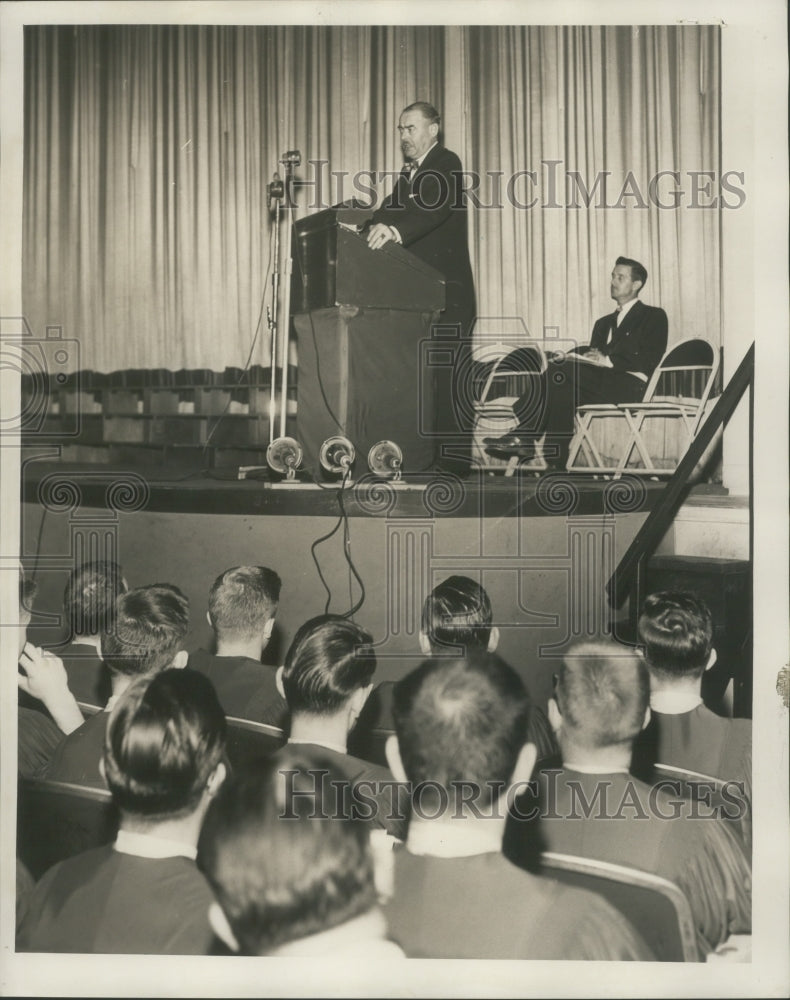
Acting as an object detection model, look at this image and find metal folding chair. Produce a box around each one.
[567,338,720,478]
[470,343,547,474]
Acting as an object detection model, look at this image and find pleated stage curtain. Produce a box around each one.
[22,24,720,372]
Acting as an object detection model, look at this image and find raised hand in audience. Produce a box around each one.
[18,643,84,735]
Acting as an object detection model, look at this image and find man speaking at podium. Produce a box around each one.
[367,102,476,474]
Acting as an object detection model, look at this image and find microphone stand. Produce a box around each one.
[266,173,284,445]
[278,151,300,440]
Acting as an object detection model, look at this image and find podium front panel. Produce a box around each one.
[294,307,436,476]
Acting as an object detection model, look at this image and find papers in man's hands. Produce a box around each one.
[546,349,609,367]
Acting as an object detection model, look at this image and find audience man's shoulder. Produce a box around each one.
[187,648,214,672]
[42,711,109,785]
[18,845,115,946]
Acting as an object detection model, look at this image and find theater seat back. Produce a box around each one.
[17,778,117,880]
[540,851,699,962]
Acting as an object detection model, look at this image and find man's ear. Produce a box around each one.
[275,665,285,700]
[705,649,717,671]
[487,626,500,652]
[349,683,372,723]
[205,610,212,628]
[429,122,439,140]
[547,697,562,734]
[209,901,240,953]
[418,631,432,656]
[510,742,537,786]
[642,705,652,731]
[171,649,188,670]
[207,761,226,798]
[262,617,276,642]
[385,734,408,783]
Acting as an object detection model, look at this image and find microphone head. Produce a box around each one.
[367,440,403,479]
[319,435,355,475]
[267,437,303,479]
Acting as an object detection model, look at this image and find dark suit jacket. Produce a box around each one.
[18,848,214,954]
[587,299,668,379]
[188,649,288,728]
[507,768,751,958]
[40,710,109,788]
[372,143,475,324]
[384,849,652,960]
[268,742,408,840]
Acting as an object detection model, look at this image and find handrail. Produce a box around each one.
[607,341,754,609]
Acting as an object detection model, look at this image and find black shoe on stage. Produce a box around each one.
[483,432,536,458]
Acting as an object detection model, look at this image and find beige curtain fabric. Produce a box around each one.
[23,25,719,372]
[461,25,721,353]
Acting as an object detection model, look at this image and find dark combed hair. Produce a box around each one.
[638,590,713,679]
[555,642,649,750]
[101,584,189,678]
[615,255,648,288]
[402,100,440,125]
[63,560,126,637]
[103,668,226,821]
[281,615,376,715]
[421,575,493,653]
[208,565,281,641]
[198,747,376,955]
[392,652,529,811]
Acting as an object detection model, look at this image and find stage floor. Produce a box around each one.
[19,455,731,519]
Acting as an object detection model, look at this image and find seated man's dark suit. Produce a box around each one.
[40,710,109,787]
[373,143,476,470]
[513,299,668,466]
[18,706,65,778]
[17,846,214,954]
[56,641,110,708]
[506,767,751,959]
[270,742,407,840]
[188,649,288,728]
[384,847,652,960]
[633,704,752,854]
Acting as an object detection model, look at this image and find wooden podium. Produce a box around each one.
[291,208,445,475]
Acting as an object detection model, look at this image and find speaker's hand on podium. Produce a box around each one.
[367,223,400,250]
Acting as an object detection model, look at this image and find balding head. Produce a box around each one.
[553,641,649,753]
[392,652,530,811]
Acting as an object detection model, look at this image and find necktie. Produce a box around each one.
[607,308,621,345]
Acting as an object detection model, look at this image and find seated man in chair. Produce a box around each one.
[506,641,751,960]
[355,575,558,767]
[18,668,227,954]
[485,257,667,470]
[633,590,752,852]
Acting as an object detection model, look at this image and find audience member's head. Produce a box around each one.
[101,584,189,681]
[207,565,281,649]
[278,615,376,721]
[102,667,226,826]
[638,590,715,683]
[389,652,535,816]
[63,560,127,639]
[550,641,650,757]
[199,747,377,955]
[419,575,498,655]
